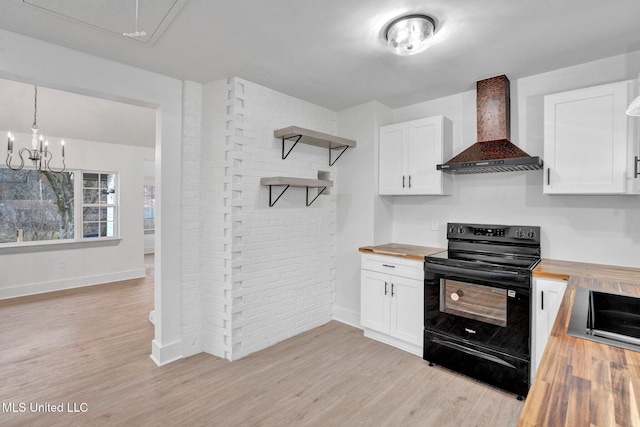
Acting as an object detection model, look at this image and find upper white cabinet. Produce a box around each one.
[543,80,639,195]
[379,116,452,195]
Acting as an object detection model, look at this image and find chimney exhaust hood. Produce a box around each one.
[436,75,543,174]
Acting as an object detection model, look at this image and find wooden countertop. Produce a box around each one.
[358,243,444,261]
[520,260,640,426]
[534,258,640,283]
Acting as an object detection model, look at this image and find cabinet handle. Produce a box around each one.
[402,175,406,188]
[408,175,412,188]
[382,264,396,268]
[391,283,395,297]
[547,168,550,186]
[635,156,639,179]
[384,281,388,295]
[541,291,544,311]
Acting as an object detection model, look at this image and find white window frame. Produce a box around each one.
[0,167,119,250]
[79,170,119,240]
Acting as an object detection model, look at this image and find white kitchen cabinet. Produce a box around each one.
[378,116,452,196]
[360,253,424,356]
[531,277,567,382]
[543,80,639,194]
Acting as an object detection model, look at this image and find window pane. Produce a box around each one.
[83,207,100,221]
[143,185,155,233]
[0,168,75,243]
[82,171,118,240]
[83,189,99,204]
[83,223,99,238]
[83,173,98,188]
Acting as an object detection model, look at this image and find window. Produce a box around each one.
[82,172,117,238]
[143,185,155,234]
[0,167,118,244]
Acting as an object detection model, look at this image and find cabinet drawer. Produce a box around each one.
[361,253,424,280]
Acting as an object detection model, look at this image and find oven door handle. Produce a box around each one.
[424,262,528,285]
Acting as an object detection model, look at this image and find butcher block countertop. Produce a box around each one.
[358,243,444,261]
[521,259,640,427]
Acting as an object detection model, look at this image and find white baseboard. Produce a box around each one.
[150,339,183,366]
[363,329,423,357]
[0,268,146,300]
[332,305,362,329]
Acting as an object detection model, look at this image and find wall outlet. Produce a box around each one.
[431,220,439,231]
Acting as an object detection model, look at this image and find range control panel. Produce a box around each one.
[447,223,540,243]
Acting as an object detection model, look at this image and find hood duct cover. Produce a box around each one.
[437,75,543,174]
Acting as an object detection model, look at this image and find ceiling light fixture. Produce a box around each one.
[123,0,147,38]
[6,86,66,173]
[627,72,640,116]
[385,14,436,56]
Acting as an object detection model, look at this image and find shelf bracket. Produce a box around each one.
[282,135,302,160]
[306,186,327,206]
[329,145,349,166]
[268,184,290,207]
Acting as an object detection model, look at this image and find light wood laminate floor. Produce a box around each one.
[0,255,523,426]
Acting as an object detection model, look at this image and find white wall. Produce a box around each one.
[335,101,392,327]
[0,134,148,298]
[180,80,203,358]
[0,29,184,366]
[334,50,640,328]
[390,51,640,266]
[199,78,338,361]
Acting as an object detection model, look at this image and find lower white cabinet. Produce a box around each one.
[360,253,424,356]
[531,277,567,382]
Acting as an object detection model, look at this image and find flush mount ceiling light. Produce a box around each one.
[627,72,640,116]
[385,14,436,56]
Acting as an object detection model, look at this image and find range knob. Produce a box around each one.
[527,229,537,239]
[449,225,457,234]
[515,228,525,238]
[457,227,465,234]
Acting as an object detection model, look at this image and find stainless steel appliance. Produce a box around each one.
[423,223,541,399]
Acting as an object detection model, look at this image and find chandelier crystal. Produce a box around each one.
[5,86,66,173]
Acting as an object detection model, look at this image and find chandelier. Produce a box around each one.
[5,86,66,173]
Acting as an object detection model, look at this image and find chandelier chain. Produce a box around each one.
[33,86,38,128]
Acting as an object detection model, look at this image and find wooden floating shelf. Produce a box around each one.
[260,176,333,207]
[274,126,356,165]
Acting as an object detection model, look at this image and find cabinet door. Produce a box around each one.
[544,81,631,194]
[361,270,391,334]
[389,276,424,346]
[531,278,567,381]
[379,123,408,195]
[407,116,444,195]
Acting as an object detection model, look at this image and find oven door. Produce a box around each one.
[424,262,530,359]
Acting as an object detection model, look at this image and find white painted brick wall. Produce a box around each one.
[181,80,203,357]
[200,79,232,358]
[198,77,338,361]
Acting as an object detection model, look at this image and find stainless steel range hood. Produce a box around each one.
[437,75,543,174]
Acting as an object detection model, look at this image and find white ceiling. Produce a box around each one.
[0,78,156,148]
[0,0,639,115]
